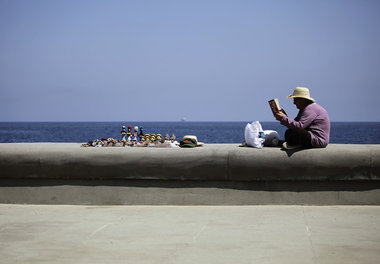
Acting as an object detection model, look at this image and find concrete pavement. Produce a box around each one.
[0,205,379,264]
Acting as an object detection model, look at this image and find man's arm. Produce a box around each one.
[280,108,317,129]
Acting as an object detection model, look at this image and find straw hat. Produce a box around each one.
[287,87,315,102]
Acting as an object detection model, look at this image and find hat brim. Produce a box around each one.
[179,143,197,148]
[179,142,204,148]
[287,94,315,102]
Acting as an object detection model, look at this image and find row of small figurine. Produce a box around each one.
[82,138,122,147]
[137,133,177,144]
[121,126,143,142]
[128,133,179,147]
[121,125,176,143]
[81,132,179,147]
[82,137,179,147]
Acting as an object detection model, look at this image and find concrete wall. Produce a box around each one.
[0,143,379,205]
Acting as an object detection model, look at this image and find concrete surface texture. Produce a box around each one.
[0,143,379,181]
[0,205,379,264]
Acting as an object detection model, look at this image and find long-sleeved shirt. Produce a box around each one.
[280,103,330,147]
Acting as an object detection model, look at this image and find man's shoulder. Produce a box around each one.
[308,103,329,118]
[309,103,326,111]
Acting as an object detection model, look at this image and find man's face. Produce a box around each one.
[293,98,307,109]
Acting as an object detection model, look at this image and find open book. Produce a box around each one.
[268,98,283,115]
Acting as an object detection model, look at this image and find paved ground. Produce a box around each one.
[0,205,379,264]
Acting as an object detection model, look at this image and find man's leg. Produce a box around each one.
[284,128,312,148]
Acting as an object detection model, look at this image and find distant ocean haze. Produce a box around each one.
[0,122,379,144]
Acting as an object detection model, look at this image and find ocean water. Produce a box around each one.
[0,122,379,144]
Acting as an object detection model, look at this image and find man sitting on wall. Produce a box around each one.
[274,87,330,150]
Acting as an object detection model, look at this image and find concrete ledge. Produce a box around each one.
[0,143,379,205]
[0,143,379,181]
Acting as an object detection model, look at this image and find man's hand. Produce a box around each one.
[275,111,285,121]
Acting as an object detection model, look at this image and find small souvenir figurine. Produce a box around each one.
[121,126,127,141]
[164,134,170,142]
[148,134,156,147]
[126,132,132,142]
[132,126,139,142]
[143,136,150,147]
[156,134,163,143]
[138,126,145,139]
[127,126,132,134]
[170,133,176,143]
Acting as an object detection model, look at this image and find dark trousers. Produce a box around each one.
[285,128,312,148]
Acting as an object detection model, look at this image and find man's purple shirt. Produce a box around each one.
[280,103,330,147]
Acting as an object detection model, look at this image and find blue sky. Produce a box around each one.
[1,0,379,122]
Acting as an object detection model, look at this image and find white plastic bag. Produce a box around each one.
[244,121,265,148]
[263,130,279,147]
